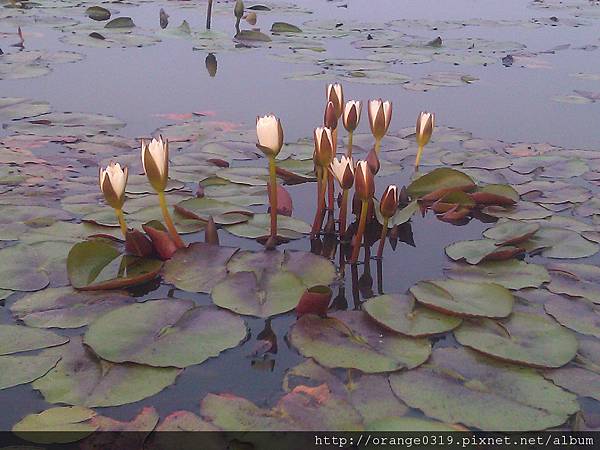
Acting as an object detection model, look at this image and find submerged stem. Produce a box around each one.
[268,156,278,240]
[351,200,369,264]
[158,191,185,248]
[339,188,349,240]
[377,217,389,259]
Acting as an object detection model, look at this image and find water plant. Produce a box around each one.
[415,111,435,169]
[98,162,128,238]
[367,98,392,155]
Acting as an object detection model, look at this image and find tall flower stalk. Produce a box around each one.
[256,114,284,245]
[141,136,186,248]
[367,99,392,155]
[377,185,399,259]
[99,162,129,238]
[415,111,435,169]
[351,161,374,264]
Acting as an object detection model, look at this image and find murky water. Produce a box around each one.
[1,0,600,433]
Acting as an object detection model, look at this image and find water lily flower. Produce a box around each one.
[342,100,361,157]
[415,111,435,169]
[351,160,375,263]
[377,185,399,258]
[99,162,128,238]
[311,127,334,237]
[256,114,284,246]
[330,156,354,238]
[141,136,185,248]
[367,99,392,154]
[326,83,344,119]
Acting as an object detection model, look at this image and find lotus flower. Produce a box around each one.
[99,162,128,237]
[415,111,435,169]
[257,114,284,246]
[141,136,185,248]
[351,161,375,263]
[368,99,392,154]
[330,156,354,238]
[377,185,399,258]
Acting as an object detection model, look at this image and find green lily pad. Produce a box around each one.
[211,250,335,317]
[0,350,61,390]
[6,112,124,138]
[235,30,272,42]
[0,325,68,356]
[84,299,247,368]
[12,406,97,444]
[520,227,598,259]
[483,202,553,220]
[163,243,239,293]
[389,347,578,431]
[544,292,600,338]
[0,98,51,120]
[10,287,135,329]
[409,280,513,318]
[290,311,431,373]
[445,260,550,290]
[200,386,363,431]
[67,239,163,290]
[86,6,111,21]
[363,294,462,337]
[483,219,541,245]
[366,417,459,431]
[543,338,600,402]
[375,200,419,228]
[406,168,475,198]
[225,213,311,240]
[271,22,303,33]
[547,263,600,304]
[0,244,49,292]
[454,312,578,368]
[105,17,135,28]
[445,239,524,265]
[33,338,180,407]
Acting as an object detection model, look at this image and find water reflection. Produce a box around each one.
[205,53,217,78]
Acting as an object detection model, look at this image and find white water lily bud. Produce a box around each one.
[368,98,392,140]
[99,161,128,209]
[141,135,169,192]
[256,114,284,157]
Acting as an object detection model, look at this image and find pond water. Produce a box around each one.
[1,0,600,438]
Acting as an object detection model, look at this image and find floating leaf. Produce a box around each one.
[225,213,310,240]
[363,294,462,337]
[84,300,247,368]
[33,338,180,407]
[10,287,135,329]
[0,244,49,292]
[13,406,97,444]
[454,312,577,368]
[483,219,540,245]
[271,22,302,33]
[0,325,68,356]
[520,227,598,259]
[409,280,513,318]
[163,243,238,293]
[445,239,524,265]
[389,347,578,431]
[375,199,418,228]
[67,239,163,290]
[547,262,600,304]
[445,260,550,290]
[105,17,135,28]
[0,350,60,390]
[544,292,600,338]
[0,97,50,120]
[86,6,111,21]
[406,168,475,198]
[200,385,363,431]
[290,311,431,373]
[175,197,252,225]
[235,30,271,42]
[366,417,460,431]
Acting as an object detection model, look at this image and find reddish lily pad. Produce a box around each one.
[289,311,431,373]
[454,312,578,368]
[200,385,363,431]
[67,239,163,290]
[409,280,513,318]
[33,337,180,407]
[163,243,239,293]
[363,294,462,337]
[389,347,578,431]
[84,299,247,368]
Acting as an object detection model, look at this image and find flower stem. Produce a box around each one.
[374,138,381,155]
[158,191,185,248]
[415,144,424,169]
[311,167,326,238]
[339,188,349,240]
[350,200,369,264]
[115,208,128,239]
[346,131,353,158]
[377,217,389,259]
[327,170,335,212]
[268,156,278,240]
